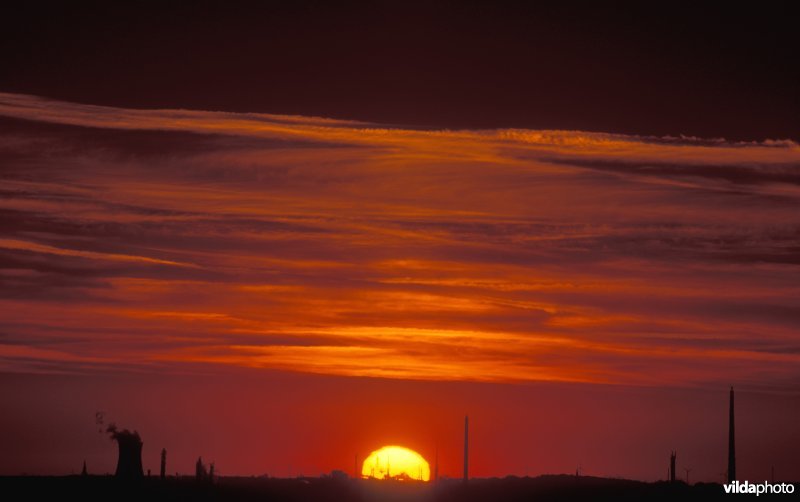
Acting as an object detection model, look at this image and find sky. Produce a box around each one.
[1,2,797,139]
[1,0,799,483]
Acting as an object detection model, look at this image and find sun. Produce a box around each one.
[361,445,430,481]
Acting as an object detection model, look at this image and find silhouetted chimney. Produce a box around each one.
[196,457,208,481]
[434,447,439,483]
[463,415,469,483]
[669,451,676,482]
[107,425,144,480]
[728,387,736,483]
[81,460,88,476]
[160,448,167,479]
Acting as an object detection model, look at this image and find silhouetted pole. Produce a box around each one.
[463,415,469,483]
[354,454,359,480]
[670,451,676,482]
[434,447,439,483]
[81,460,88,476]
[160,448,167,479]
[684,467,691,485]
[728,386,736,483]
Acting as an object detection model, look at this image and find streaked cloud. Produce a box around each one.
[1,92,799,391]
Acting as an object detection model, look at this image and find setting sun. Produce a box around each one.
[361,445,430,481]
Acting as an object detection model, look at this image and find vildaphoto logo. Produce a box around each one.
[723,481,795,496]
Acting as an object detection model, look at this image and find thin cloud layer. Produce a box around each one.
[1,92,799,390]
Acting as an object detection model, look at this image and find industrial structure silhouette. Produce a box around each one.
[107,424,143,480]
[463,415,469,483]
[68,386,763,502]
[728,386,736,483]
[669,450,676,483]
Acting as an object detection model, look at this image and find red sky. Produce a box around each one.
[0,92,799,482]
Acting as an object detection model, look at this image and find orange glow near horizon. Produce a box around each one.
[361,446,431,481]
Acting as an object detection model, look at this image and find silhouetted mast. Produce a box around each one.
[434,447,439,483]
[160,448,167,479]
[463,415,469,483]
[728,386,736,483]
[670,451,676,482]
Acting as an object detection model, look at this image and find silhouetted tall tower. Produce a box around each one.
[728,386,736,483]
[434,447,439,483]
[81,460,88,476]
[160,448,167,479]
[196,457,208,481]
[463,415,469,483]
[669,451,676,482]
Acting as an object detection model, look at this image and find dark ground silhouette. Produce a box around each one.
[0,474,779,501]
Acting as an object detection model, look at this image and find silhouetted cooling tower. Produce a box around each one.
[107,425,144,480]
[463,415,469,483]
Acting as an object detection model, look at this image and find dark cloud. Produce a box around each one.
[543,156,800,186]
